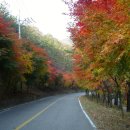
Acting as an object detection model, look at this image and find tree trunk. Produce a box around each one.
[114,92,118,106]
[107,92,110,106]
[20,82,23,93]
[27,85,30,94]
[112,77,124,117]
[102,92,106,105]
[127,89,130,112]
[119,90,124,118]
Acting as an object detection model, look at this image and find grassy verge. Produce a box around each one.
[80,95,130,130]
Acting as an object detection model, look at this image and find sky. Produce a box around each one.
[0,0,73,41]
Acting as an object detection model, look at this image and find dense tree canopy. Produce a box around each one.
[66,0,130,112]
[0,3,74,99]
[21,25,73,72]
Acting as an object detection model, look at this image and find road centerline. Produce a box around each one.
[15,98,61,130]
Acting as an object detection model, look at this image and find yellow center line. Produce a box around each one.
[15,98,60,130]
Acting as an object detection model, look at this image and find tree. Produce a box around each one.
[67,0,130,113]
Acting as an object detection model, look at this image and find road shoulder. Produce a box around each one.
[79,95,130,130]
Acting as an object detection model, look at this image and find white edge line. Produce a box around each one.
[78,97,96,128]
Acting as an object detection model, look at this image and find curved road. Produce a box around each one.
[0,93,96,130]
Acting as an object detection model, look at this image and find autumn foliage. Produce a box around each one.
[67,0,130,111]
[0,4,75,98]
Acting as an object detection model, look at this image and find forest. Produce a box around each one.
[0,1,130,130]
[0,0,130,119]
[0,3,76,104]
[65,0,130,114]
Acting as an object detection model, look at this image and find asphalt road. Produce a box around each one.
[0,93,96,130]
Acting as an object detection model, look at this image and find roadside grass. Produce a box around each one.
[80,95,130,130]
